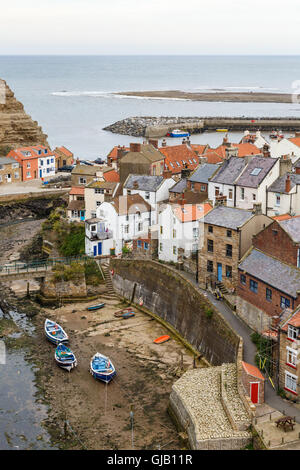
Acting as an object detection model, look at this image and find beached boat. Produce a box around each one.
[153,335,170,344]
[54,343,77,372]
[114,308,135,319]
[90,352,116,383]
[169,129,190,138]
[216,128,228,132]
[87,302,105,311]
[44,319,68,345]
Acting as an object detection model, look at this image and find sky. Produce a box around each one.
[1,0,300,55]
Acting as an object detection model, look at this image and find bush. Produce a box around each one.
[205,307,213,319]
[52,262,85,283]
[84,260,104,286]
[59,225,85,257]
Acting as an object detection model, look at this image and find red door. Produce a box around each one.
[250,382,259,404]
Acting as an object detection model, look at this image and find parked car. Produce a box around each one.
[58,165,74,172]
[94,158,105,165]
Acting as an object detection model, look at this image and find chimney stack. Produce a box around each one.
[179,193,186,206]
[130,143,142,153]
[225,145,238,159]
[149,139,158,149]
[279,155,292,176]
[133,180,139,189]
[161,139,167,147]
[285,174,291,193]
[76,157,80,165]
[252,202,262,215]
[262,143,270,158]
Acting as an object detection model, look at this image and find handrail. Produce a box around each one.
[0,255,90,274]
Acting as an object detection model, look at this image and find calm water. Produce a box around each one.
[1,55,300,158]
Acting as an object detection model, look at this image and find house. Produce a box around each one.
[84,180,120,219]
[240,130,268,149]
[119,142,165,183]
[123,174,174,217]
[132,227,158,259]
[187,163,220,193]
[103,169,120,183]
[159,143,200,175]
[67,186,85,222]
[237,248,300,332]
[85,194,152,257]
[71,164,110,186]
[267,172,300,217]
[269,138,300,163]
[279,306,300,400]
[203,136,261,161]
[0,156,21,184]
[54,146,74,169]
[7,145,56,181]
[197,204,273,292]
[158,202,212,264]
[208,155,280,213]
[106,145,129,168]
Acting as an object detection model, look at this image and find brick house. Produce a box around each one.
[0,156,21,184]
[236,216,300,331]
[119,143,165,183]
[186,162,220,193]
[241,361,265,404]
[7,145,56,181]
[198,204,273,292]
[279,307,300,400]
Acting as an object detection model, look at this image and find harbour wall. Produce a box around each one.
[110,258,239,365]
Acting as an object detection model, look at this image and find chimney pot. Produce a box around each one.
[285,174,291,193]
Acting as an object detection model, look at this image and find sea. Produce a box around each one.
[1,55,300,159]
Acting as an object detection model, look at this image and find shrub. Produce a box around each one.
[205,307,213,319]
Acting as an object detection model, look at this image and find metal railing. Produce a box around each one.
[0,255,89,275]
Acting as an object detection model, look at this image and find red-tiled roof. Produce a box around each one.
[173,202,212,222]
[289,137,300,148]
[7,145,55,160]
[69,186,85,196]
[205,143,261,160]
[282,310,300,331]
[56,146,73,157]
[202,149,223,164]
[103,169,120,182]
[159,144,200,174]
[107,146,129,160]
[242,361,265,380]
[191,144,209,155]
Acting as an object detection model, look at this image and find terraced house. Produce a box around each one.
[7,145,56,180]
[279,307,300,400]
[0,156,21,184]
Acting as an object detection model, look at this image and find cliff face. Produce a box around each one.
[0,79,48,149]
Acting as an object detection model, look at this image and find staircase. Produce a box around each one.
[216,281,229,295]
[99,261,119,301]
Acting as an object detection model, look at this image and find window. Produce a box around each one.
[201,185,206,192]
[144,242,149,250]
[297,249,300,268]
[281,296,290,309]
[79,177,86,184]
[96,201,101,207]
[252,193,256,201]
[173,246,177,255]
[276,194,280,206]
[90,225,96,232]
[159,243,163,251]
[266,288,272,302]
[226,244,232,258]
[91,211,96,218]
[227,230,232,238]
[240,274,246,285]
[287,348,297,367]
[226,265,232,278]
[71,210,78,218]
[207,260,213,273]
[250,168,262,176]
[95,188,104,194]
[288,325,298,341]
[250,279,258,293]
[26,171,31,177]
[12,163,18,169]
[126,214,129,221]
[208,225,213,233]
[138,222,142,231]
[14,172,19,179]
[215,187,220,196]
[285,372,297,393]
[173,229,176,238]
[124,225,129,234]
[228,189,233,200]
[193,227,199,239]
[127,190,131,195]
[207,239,214,253]
[160,226,163,234]
[137,240,142,248]
[145,191,150,200]
[27,162,31,168]
[241,188,245,200]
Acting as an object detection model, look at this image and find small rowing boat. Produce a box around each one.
[114,308,135,319]
[90,352,116,383]
[87,302,105,311]
[55,343,77,372]
[153,335,170,344]
[44,319,68,345]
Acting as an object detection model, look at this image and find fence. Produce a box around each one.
[0,255,90,275]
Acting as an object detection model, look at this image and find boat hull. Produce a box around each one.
[90,353,116,383]
[55,357,77,372]
[90,369,116,383]
[170,132,190,138]
[44,319,68,345]
[87,303,105,311]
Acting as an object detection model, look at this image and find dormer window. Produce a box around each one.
[288,325,298,341]
[44,149,48,154]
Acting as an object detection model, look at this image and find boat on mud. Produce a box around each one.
[54,343,77,372]
[153,335,170,344]
[114,308,135,319]
[87,303,105,311]
[44,319,68,345]
[90,352,116,383]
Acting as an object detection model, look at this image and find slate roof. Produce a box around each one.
[67,200,85,211]
[110,194,151,215]
[210,157,247,185]
[188,163,220,183]
[203,205,253,229]
[267,173,300,194]
[124,174,164,192]
[169,178,187,193]
[235,156,278,188]
[279,217,300,243]
[0,156,19,165]
[239,248,300,298]
[121,144,164,164]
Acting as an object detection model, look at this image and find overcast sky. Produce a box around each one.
[1,0,300,55]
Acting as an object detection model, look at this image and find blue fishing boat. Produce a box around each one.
[87,302,105,311]
[55,343,77,372]
[44,319,68,345]
[169,129,190,138]
[114,308,135,319]
[90,352,116,383]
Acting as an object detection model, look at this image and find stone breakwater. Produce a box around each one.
[103,116,300,138]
